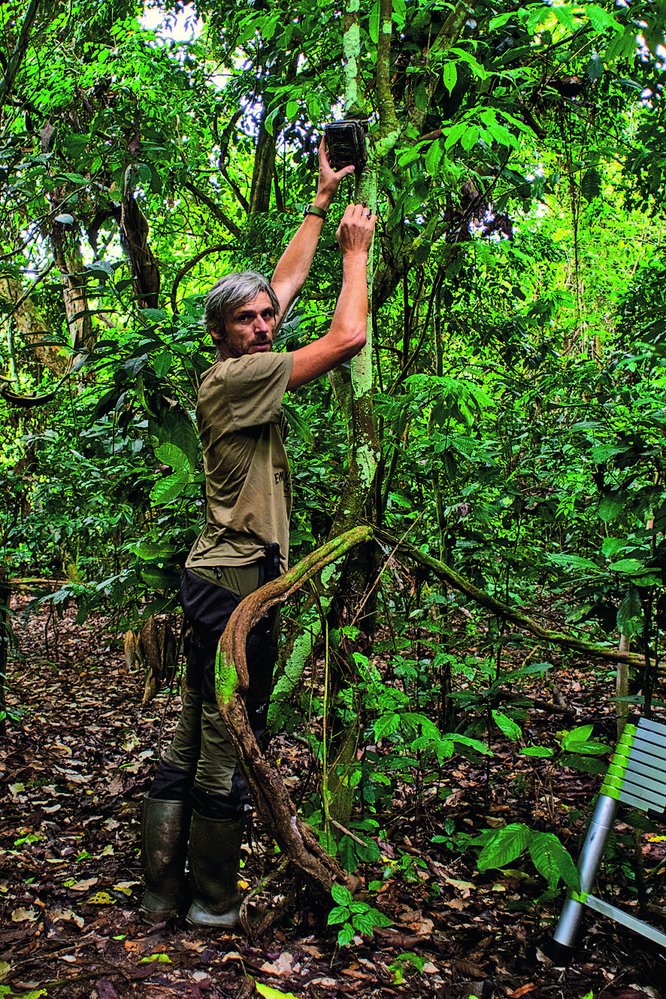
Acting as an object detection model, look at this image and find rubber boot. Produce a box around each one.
[186,811,245,929]
[140,795,190,918]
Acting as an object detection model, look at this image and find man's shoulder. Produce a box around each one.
[202,352,291,382]
[197,352,293,427]
[227,353,292,375]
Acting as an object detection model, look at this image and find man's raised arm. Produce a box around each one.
[286,202,376,390]
[270,138,354,319]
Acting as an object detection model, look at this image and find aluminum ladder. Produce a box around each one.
[553,715,666,952]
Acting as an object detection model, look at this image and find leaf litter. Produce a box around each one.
[1,595,665,997]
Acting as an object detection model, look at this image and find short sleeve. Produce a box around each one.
[205,353,293,430]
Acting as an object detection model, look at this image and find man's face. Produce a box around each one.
[216,292,277,359]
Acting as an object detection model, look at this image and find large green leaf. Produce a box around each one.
[477,823,531,871]
[617,586,643,638]
[491,709,523,741]
[255,984,300,999]
[154,442,191,475]
[150,471,189,505]
[528,831,580,891]
[373,712,401,742]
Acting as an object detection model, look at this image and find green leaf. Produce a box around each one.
[338,835,358,874]
[581,168,601,202]
[396,145,423,167]
[352,912,378,936]
[489,12,516,30]
[444,121,467,150]
[369,0,381,44]
[602,537,626,558]
[617,587,642,638]
[460,126,480,151]
[152,349,172,378]
[282,401,315,444]
[369,907,392,927]
[561,724,593,748]
[587,52,604,81]
[477,823,531,871]
[155,409,199,469]
[448,733,492,755]
[584,4,621,33]
[256,984,300,999]
[529,831,580,891]
[559,727,609,755]
[491,709,523,741]
[58,171,88,184]
[392,0,406,29]
[139,953,172,964]
[373,712,401,741]
[154,442,191,473]
[337,922,355,947]
[424,139,444,175]
[609,558,647,574]
[560,753,608,775]
[327,905,350,925]
[150,471,189,506]
[330,882,354,906]
[552,5,577,31]
[547,553,601,575]
[442,62,457,95]
[598,494,624,522]
[520,746,554,758]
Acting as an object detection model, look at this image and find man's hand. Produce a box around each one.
[336,203,376,256]
[285,201,374,390]
[314,138,356,209]
[270,143,365,320]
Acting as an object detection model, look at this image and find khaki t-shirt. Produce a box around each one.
[185,352,294,571]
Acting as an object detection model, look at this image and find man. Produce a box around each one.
[141,141,376,929]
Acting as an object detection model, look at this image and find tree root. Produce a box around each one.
[239,856,289,937]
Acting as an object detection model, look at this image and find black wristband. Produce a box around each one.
[304,204,327,220]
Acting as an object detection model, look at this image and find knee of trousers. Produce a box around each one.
[194,699,238,797]
[162,686,203,775]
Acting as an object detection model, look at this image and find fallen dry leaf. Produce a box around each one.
[67,877,99,892]
[259,952,295,976]
[509,984,536,998]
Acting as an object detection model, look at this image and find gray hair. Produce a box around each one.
[205,271,280,339]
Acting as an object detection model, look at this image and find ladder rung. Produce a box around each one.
[623,758,666,792]
[618,786,666,814]
[583,894,666,950]
[637,717,666,739]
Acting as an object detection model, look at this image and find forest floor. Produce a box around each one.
[1,595,665,999]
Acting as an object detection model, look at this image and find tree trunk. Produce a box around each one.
[121,168,161,310]
[51,222,94,351]
[249,111,277,216]
[0,569,10,738]
[0,274,68,376]
[0,0,40,110]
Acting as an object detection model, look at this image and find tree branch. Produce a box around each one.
[170,244,229,317]
[182,180,242,238]
[0,0,40,110]
[384,532,645,667]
